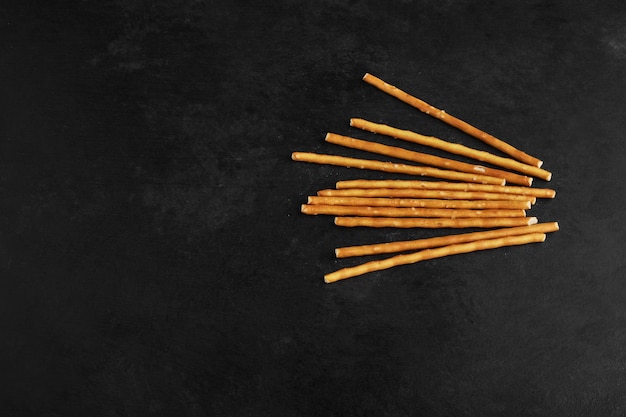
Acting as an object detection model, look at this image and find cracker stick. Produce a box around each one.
[362,73,543,167]
[335,179,556,198]
[318,188,536,203]
[291,152,505,185]
[301,204,526,218]
[324,233,547,283]
[336,221,559,258]
[308,196,531,210]
[334,216,538,229]
[325,133,532,186]
[350,119,552,181]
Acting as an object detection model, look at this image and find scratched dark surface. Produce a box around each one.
[3,0,626,415]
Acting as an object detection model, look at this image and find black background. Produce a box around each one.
[3,0,626,415]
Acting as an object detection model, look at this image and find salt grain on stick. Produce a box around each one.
[362,73,543,168]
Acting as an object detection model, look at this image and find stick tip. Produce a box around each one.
[291,152,299,161]
[324,270,345,283]
[362,73,371,80]
[553,221,560,230]
[528,217,538,225]
[324,132,331,141]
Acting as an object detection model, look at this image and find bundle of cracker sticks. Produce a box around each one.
[292,73,558,284]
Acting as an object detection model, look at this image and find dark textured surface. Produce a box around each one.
[3,0,626,415]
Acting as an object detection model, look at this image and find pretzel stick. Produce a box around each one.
[334,216,538,228]
[318,188,536,203]
[336,221,559,258]
[324,233,546,283]
[362,73,543,167]
[325,133,532,186]
[336,179,556,198]
[301,204,526,218]
[291,152,505,185]
[350,119,552,181]
[308,196,531,210]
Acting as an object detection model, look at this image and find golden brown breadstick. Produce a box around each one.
[318,188,536,203]
[334,216,538,228]
[291,152,505,184]
[350,119,552,181]
[362,73,543,168]
[335,179,556,198]
[307,196,531,210]
[324,233,547,283]
[325,133,532,186]
[301,204,526,218]
[335,221,559,258]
